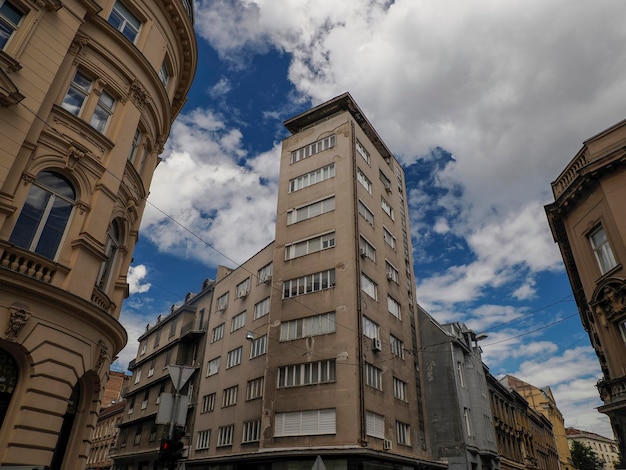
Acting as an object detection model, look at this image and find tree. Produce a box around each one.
[571,440,604,470]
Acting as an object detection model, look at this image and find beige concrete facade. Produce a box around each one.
[566,427,621,470]
[545,120,626,459]
[87,399,126,470]
[0,0,196,468]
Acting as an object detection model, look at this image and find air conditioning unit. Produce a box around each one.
[360,248,368,258]
[261,275,272,284]
[384,183,392,193]
[386,272,394,281]
[372,338,382,352]
[383,439,393,450]
[237,290,249,299]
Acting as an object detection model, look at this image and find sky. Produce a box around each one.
[115,0,626,439]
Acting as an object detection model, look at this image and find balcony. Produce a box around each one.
[0,242,60,283]
[180,319,207,340]
[597,376,626,411]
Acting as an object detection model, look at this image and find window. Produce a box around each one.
[356,139,370,164]
[0,1,23,49]
[139,340,147,355]
[285,232,335,260]
[206,357,220,376]
[287,196,335,224]
[361,273,377,300]
[147,359,155,377]
[97,219,121,291]
[246,377,264,400]
[217,425,235,446]
[274,409,336,437]
[379,170,392,192]
[291,135,335,163]
[278,359,336,388]
[463,408,472,436]
[128,128,142,163]
[357,168,372,194]
[390,334,405,359]
[358,200,374,226]
[168,318,177,338]
[282,269,335,299]
[393,377,408,401]
[381,197,394,219]
[128,396,135,414]
[457,361,466,388]
[158,59,170,87]
[387,296,401,320]
[363,316,379,339]
[134,423,142,445]
[201,393,215,413]
[133,369,141,384]
[383,227,396,250]
[235,278,250,299]
[289,163,335,192]
[364,362,382,390]
[61,71,115,132]
[90,90,115,132]
[226,347,242,368]
[222,386,238,407]
[153,328,161,348]
[197,429,210,450]
[141,390,149,409]
[254,297,270,319]
[108,1,141,43]
[216,292,229,311]
[359,236,376,261]
[9,171,76,260]
[212,323,225,342]
[250,335,267,358]
[280,313,336,341]
[385,260,399,284]
[589,225,617,274]
[257,263,273,283]
[242,420,261,443]
[396,421,411,446]
[231,312,246,332]
[366,411,385,439]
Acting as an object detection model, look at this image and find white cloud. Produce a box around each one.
[127,264,151,294]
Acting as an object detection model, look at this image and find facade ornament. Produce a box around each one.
[34,0,63,11]
[21,172,35,185]
[94,340,109,371]
[5,307,29,341]
[75,201,89,215]
[156,135,167,154]
[129,80,148,110]
[592,280,626,326]
[67,144,86,170]
[69,36,89,56]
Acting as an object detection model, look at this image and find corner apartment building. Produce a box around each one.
[112,93,442,470]
[87,399,126,470]
[419,309,499,470]
[502,376,572,470]
[0,0,196,467]
[545,119,626,458]
[110,279,214,470]
[566,427,621,470]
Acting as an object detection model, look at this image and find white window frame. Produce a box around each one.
[289,163,335,193]
[287,195,335,224]
[589,225,617,275]
[236,278,250,298]
[242,419,261,443]
[201,393,215,413]
[464,408,472,436]
[385,260,399,284]
[282,269,335,299]
[381,197,394,219]
[383,226,396,250]
[361,273,377,300]
[257,263,273,283]
[222,385,238,407]
[0,0,23,50]
[356,139,370,165]
[359,236,376,261]
[357,168,372,194]
[387,295,401,320]
[366,411,385,439]
[250,335,267,358]
[364,362,382,390]
[358,199,374,226]
[226,346,242,368]
[277,359,336,388]
[393,377,408,401]
[279,313,336,341]
[291,135,336,163]
[217,425,234,446]
[396,421,411,446]
[211,323,225,342]
[285,231,335,260]
[206,357,220,376]
[90,90,115,133]
[379,170,392,193]
[274,409,336,437]
[196,429,210,450]
[158,59,170,87]
[457,361,466,388]
[231,311,246,332]
[216,292,229,311]
[246,377,264,400]
[254,297,270,319]
[362,316,379,339]
[108,1,141,43]
[390,334,405,359]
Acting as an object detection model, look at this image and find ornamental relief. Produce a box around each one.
[591,278,626,327]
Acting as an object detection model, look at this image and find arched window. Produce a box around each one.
[97,219,121,292]
[0,348,18,430]
[9,171,76,260]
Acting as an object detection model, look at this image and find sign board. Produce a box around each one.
[155,393,190,426]
[167,365,195,391]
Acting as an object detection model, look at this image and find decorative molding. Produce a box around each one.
[69,36,89,56]
[591,278,626,327]
[129,80,148,110]
[34,0,63,11]
[0,67,25,106]
[156,135,167,154]
[21,172,36,185]
[95,340,109,371]
[5,307,29,341]
[66,144,87,170]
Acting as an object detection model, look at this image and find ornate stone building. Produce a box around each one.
[0,0,196,467]
[545,120,626,459]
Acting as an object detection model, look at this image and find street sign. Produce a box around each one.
[167,365,195,391]
[312,456,327,470]
[155,393,189,426]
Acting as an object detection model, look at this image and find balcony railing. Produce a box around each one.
[0,243,58,283]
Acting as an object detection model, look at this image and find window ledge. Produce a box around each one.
[595,264,623,284]
[0,50,21,72]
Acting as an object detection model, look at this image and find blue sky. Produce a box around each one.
[115,0,626,438]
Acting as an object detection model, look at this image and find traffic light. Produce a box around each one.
[170,429,185,464]
[157,438,173,466]
[157,433,185,469]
